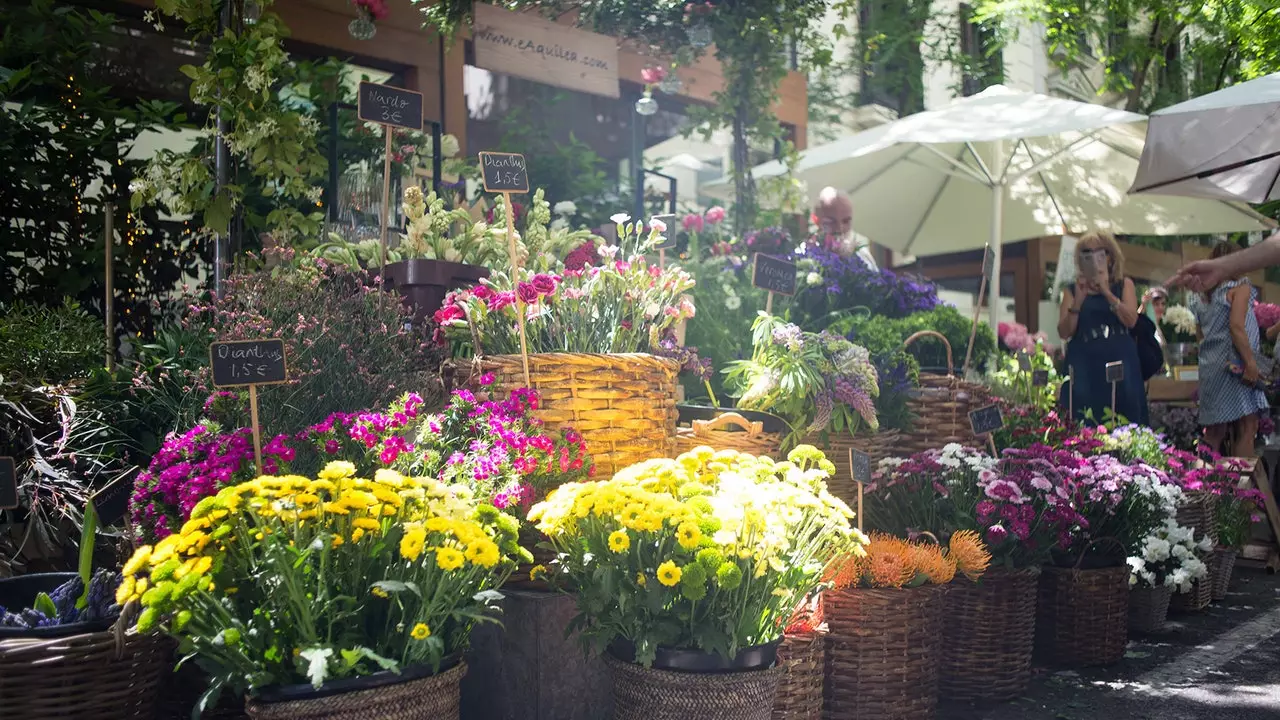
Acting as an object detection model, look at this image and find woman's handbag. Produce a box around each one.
[1132,313,1164,380]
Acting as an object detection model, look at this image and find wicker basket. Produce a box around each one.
[604,653,783,720]
[824,585,946,720]
[0,618,170,719]
[245,661,466,720]
[1034,565,1128,667]
[676,411,782,458]
[900,331,989,456]
[162,661,251,719]
[1176,491,1218,545]
[1209,548,1238,601]
[940,567,1040,702]
[1128,584,1173,634]
[468,353,679,478]
[772,629,825,720]
[1170,572,1214,612]
[803,430,903,507]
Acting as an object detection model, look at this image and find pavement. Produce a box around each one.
[940,568,1280,720]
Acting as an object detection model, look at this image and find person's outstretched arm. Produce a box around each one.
[1172,232,1280,292]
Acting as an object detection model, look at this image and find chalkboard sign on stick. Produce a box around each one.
[1105,361,1124,384]
[751,253,797,296]
[90,476,131,526]
[650,214,677,251]
[968,404,1004,436]
[357,81,424,131]
[479,151,530,194]
[1032,369,1050,387]
[1017,351,1032,371]
[982,245,994,279]
[850,449,872,485]
[210,339,287,388]
[0,457,16,510]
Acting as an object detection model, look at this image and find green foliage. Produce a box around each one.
[848,306,997,374]
[985,343,1062,412]
[0,300,104,384]
[1215,491,1256,550]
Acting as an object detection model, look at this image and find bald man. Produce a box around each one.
[814,187,878,270]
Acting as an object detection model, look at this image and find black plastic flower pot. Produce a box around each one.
[0,572,115,638]
[383,259,489,323]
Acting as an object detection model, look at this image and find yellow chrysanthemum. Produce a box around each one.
[323,502,349,516]
[351,528,366,543]
[529,564,548,582]
[676,522,702,550]
[465,541,501,568]
[294,493,320,506]
[122,546,152,577]
[608,530,631,553]
[410,622,431,640]
[400,525,427,561]
[636,572,647,587]
[353,517,381,531]
[436,547,465,572]
[319,461,356,481]
[372,586,389,598]
[657,560,682,587]
[115,576,135,605]
[331,535,345,548]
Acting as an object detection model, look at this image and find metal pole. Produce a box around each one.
[631,104,644,223]
[327,102,339,222]
[987,139,1005,337]
[212,0,233,297]
[432,121,443,197]
[104,203,115,372]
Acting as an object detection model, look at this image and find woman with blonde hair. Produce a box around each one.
[1057,231,1148,424]
[1195,241,1268,457]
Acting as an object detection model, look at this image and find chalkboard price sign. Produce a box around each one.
[850,448,872,485]
[1017,351,1032,371]
[752,253,797,296]
[982,245,994,278]
[210,339,287,388]
[1032,369,1050,387]
[650,214,677,250]
[357,81,424,131]
[479,152,529,193]
[90,476,131,526]
[1105,360,1125,383]
[0,456,15,510]
[968,404,1004,436]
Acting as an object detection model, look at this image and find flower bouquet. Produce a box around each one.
[1127,518,1211,632]
[529,446,858,720]
[1161,303,1199,365]
[119,462,526,719]
[823,532,989,719]
[436,215,696,476]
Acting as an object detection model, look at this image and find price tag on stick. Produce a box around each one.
[0,457,16,510]
[1032,369,1050,387]
[969,404,1004,455]
[849,448,872,532]
[480,150,532,386]
[358,81,426,273]
[1017,350,1032,371]
[90,475,132,526]
[1105,360,1124,416]
[210,339,288,475]
[751,252,796,315]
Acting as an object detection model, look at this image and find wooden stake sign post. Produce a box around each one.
[849,448,872,532]
[479,151,532,386]
[210,339,287,474]
[0,456,16,511]
[752,253,797,315]
[968,403,1004,456]
[357,81,425,272]
[963,245,994,375]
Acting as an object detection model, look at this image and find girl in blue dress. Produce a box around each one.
[1057,232,1148,425]
[1195,241,1269,457]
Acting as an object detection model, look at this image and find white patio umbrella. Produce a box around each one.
[1130,72,1280,202]
[702,86,1271,330]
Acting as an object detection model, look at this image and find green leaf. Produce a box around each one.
[371,580,422,598]
[34,592,57,618]
[76,501,98,609]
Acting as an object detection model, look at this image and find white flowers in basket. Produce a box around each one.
[1128,518,1213,593]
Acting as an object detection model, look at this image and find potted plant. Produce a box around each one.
[824,531,990,720]
[1201,459,1263,600]
[528,445,859,720]
[1160,303,1199,366]
[435,214,696,477]
[118,461,528,719]
[383,185,502,321]
[1127,518,1211,633]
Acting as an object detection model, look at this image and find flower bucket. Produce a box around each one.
[1209,548,1238,601]
[384,258,489,323]
[1175,491,1218,546]
[1169,574,1213,612]
[604,646,783,720]
[1128,585,1173,634]
[772,629,825,720]
[0,588,169,720]
[470,353,679,478]
[940,567,1040,702]
[899,331,989,456]
[244,660,466,720]
[1034,565,1128,667]
[824,585,946,720]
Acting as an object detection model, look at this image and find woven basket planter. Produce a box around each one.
[772,629,825,720]
[0,625,170,719]
[245,661,466,720]
[803,430,902,507]
[1034,565,1128,667]
[1210,548,1238,601]
[1175,491,1218,545]
[676,411,782,458]
[1169,557,1214,613]
[469,353,679,478]
[163,661,250,719]
[899,331,988,456]
[824,585,946,720]
[940,567,1040,702]
[1128,584,1173,634]
[604,653,784,720]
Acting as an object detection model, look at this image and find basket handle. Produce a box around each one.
[693,412,763,437]
[901,330,954,376]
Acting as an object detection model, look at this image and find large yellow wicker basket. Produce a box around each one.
[468,352,679,478]
[675,411,782,458]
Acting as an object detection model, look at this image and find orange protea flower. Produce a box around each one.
[825,553,864,592]
[947,530,992,582]
[913,543,957,585]
[865,535,915,588]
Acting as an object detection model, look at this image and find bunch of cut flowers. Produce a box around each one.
[1127,518,1211,593]
[825,531,991,590]
[1054,450,1182,566]
[434,214,696,355]
[398,185,502,265]
[119,461,527,703]
[528,445,861,667]
[1180,449,1263,552]
[726,313,880,448]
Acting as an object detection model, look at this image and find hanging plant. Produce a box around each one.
[411,0,478,41]
[348,0,388,39]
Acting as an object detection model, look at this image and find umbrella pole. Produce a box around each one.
[987,140,1005,344]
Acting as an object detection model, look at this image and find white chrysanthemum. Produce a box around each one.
[1165,305,1197,335]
